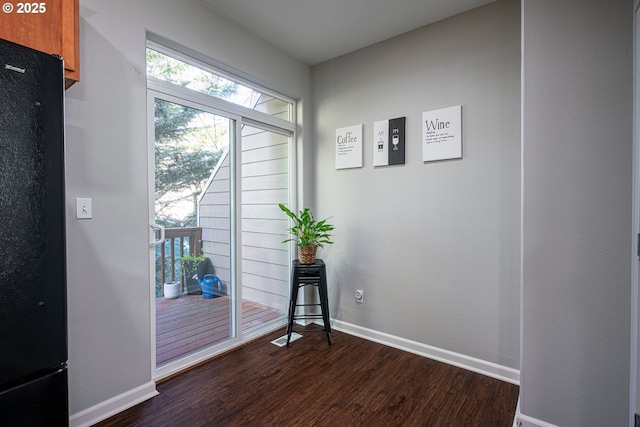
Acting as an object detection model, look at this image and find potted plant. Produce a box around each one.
[279,204,334,264]
[180,254,205,294]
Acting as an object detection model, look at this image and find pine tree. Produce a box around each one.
[148,49,237,227]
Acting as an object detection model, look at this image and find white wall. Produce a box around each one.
[64,0,310,420]
[312,0,520,372]
[520,0,632,426]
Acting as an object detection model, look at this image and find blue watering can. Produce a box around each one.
[193,274,222,299]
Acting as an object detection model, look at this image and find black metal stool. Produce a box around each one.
[286,259,332,346]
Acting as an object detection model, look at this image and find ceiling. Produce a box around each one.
[201,0,495,65]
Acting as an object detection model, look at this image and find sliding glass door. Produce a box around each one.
[147,42,295,378]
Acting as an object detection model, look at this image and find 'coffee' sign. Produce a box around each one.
[336,124,363,169]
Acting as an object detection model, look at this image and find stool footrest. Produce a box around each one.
[289,328,329,334]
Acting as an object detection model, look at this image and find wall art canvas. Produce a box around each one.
[336,124,363,169]
[373,120,388,166]
[388,117,406,165]
[373,117,405,167]
[422,105,462,162]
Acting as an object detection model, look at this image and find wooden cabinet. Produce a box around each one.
[0,0,80,88]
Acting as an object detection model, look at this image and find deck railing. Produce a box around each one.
[157,227,202,295]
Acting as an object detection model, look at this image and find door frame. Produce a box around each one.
[632,1,640,424]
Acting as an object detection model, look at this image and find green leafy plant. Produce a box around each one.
[179,254,206,281]
[179,254,205,269]
[179,254,206,294]
[278,204,334,248]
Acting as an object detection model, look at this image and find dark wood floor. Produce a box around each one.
[97,326,519,426]
[156,295,283,366]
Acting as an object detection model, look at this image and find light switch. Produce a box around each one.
[76,198,92,219]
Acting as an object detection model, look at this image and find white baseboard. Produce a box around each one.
[515,412,559,427]
[69,381,158,427]
[331,319,520,385]
[512,394,559,427]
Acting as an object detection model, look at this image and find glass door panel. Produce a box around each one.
[153,97,234,367]
[240,124,290,333]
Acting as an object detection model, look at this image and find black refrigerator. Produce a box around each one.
[0,38,68,425]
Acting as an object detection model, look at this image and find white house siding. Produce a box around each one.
[199,157,231,289]
[253,95,290,121]
[199,124,290,313]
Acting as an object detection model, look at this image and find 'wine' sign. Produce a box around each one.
[422,105,462,162]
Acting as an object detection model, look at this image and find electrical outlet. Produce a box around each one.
[355,289,364,303]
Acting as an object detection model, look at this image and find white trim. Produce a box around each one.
[69,381,158,427]
[331,319,520,385]
[147,86,158,377]
[513,395,560,427]
[515,415,558,427]
[516,412,559,427]
[147,77,295,133]
[520,0,526,403]
[231,117,241,341]
[632,4,640,424]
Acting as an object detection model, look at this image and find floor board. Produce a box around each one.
[97,326,519,426]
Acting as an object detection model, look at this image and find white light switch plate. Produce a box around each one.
[76,198,92,219]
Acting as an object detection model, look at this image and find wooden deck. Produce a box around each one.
[156,295,283,366]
